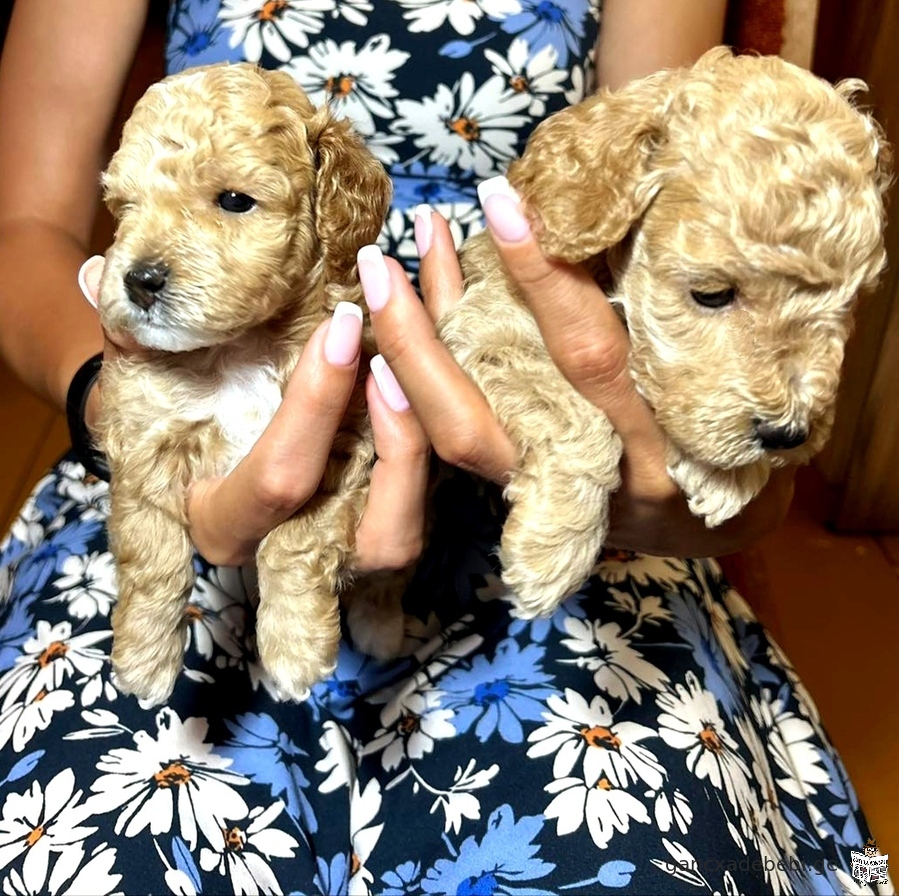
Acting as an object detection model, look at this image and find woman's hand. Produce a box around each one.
[78,256,430,569]
[359,196,794,559]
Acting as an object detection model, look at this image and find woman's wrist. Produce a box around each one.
[65,351,109,480]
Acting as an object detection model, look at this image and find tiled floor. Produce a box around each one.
[1,360,897,858]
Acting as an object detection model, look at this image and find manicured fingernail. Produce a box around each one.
[478,176,530,243]
[324,302,363,366]
[357,245,391,312]
[370,354,410,413]
[77,256,105,309]
[414,204,433,257]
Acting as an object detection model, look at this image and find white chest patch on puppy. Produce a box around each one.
[213,361,283,471]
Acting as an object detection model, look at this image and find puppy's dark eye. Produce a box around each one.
[691,287,736,308]
[217,191,257,213]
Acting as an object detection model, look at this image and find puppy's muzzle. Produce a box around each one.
[753,419,809,451]
[125,261,169,311]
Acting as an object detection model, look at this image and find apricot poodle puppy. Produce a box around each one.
[439,48,891,617]
[97,64,401,703]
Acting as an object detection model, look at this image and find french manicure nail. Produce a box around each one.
[77,256,105,309]
[357,244,391,312]
[478,176,530,243]
[414,204,433,257]
[324,302,363,366]
[371,354,410,413]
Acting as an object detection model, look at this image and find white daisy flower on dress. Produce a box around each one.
[398,0,521,36]
[362,687,455,771]
[0,620,109,710]
[394,73,531,178]
[188,568,250,665]
[656,672,751,813]
[316,720,358,793]
[0,842,121,896]
[218,0,333,63]
[749,691,830,800]
[198,801,300,893]
[8,500,45,551]
[560,616,669,703]
[54,463,110,521]
[650,788,693,835]
[330,0,372,26]
[348,779,383,895]
[527,688,665,790]
[0,769,98,893]
[0,688,76,753]
[484,39,566,116]
[284,35,409,137]
[84,708,250,850]
[543,774,650,849]
[51,552,116,621]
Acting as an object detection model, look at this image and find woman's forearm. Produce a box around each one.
[0,0,149,413]
[0,219,104,413]
[596,0,727,90]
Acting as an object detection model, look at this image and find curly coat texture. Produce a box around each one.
[97,64,399,703]
[439,48,891,617]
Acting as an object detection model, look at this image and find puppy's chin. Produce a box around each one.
[127,322,221,353]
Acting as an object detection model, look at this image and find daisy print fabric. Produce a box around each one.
[0,2,891,894]
[0,460,890,894]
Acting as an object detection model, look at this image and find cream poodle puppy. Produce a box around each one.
[96,64,401,703]
[439,48,891,617]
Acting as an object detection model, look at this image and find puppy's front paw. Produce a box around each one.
[500,468,615,618]
[255,599,340,701]
[111,637,185,705]
[501,522,602,618]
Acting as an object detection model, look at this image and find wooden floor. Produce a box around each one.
[1,359,897,857]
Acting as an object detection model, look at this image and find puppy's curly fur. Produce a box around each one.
[439,48,891,617]
[97,64,402,703]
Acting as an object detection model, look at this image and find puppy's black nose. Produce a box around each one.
[124,262,169,310]
[754,420,809,451]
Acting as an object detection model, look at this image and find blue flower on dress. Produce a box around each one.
[0,581,38,672]
[12,519,103,597]
[381,860,422,895]
[422,804,554,894]
[440,638,556,743]
[308,640,407,721]
[499,0,592,70]
[220,712,317,835]
[313,853,350,896]
[166,0,244,73]
[390,161,479,209]
[667,592,741,717]
[508,593,587,643]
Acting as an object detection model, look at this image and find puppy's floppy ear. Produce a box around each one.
[508,66,683,263]
[306,108,393,298]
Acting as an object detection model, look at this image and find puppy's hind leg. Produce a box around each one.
[255,513,346,701]
[109,501,195,704]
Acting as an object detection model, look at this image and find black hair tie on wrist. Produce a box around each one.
[65,352,111,482]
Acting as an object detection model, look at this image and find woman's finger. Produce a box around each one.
[353,366,431,573]
[359,242,517,483]
[188,305,362,565]
[414,204,464,322]
[478,175,673,493]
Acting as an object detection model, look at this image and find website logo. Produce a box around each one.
[851,838,890,886]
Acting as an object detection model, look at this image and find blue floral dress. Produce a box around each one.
[0,2,891,894]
